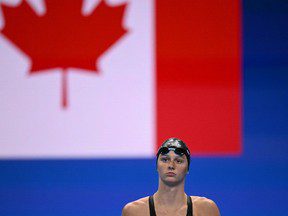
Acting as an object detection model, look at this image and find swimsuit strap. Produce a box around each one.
[149,195,157,216]
[186,195,193,216]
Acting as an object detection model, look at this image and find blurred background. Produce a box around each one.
[0,0,287,215]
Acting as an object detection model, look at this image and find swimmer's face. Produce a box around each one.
[157,150,188,187]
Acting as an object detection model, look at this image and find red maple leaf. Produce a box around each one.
[1,0,128,108]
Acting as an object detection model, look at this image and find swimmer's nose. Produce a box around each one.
[168,161,175,170]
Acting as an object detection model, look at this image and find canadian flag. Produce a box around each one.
[0,0,241,158]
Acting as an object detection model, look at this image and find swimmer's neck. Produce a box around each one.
[154,181,186,206]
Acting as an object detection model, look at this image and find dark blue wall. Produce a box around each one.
[1,0,288,215]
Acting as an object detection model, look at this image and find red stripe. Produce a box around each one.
[156,0,242,155]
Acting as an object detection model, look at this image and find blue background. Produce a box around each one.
[1,0,288,215]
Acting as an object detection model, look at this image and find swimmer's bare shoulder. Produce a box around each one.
[122,196,149,216]
[192,196,220,216]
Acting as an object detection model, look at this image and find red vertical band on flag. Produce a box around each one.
[156,0,242,155]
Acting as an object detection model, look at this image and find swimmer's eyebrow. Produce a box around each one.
[174,155,185,159]
[160,154,185,159]
[159,154,169,158]
[159,155,171,160]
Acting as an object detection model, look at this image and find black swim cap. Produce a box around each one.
[156,138,190,169]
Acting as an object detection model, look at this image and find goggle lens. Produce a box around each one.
[159,147,186,156]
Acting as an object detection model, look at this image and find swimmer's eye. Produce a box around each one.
[176,159,184,164]
[160,157,169,162]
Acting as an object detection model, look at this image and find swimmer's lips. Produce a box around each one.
[166,172,176,177]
